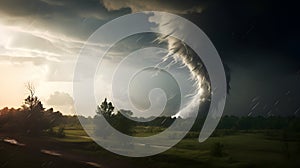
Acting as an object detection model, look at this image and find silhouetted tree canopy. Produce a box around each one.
[0,84,64,136]
[94,98,134,138]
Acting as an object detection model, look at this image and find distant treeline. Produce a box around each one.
[2,104,300,134]
[137,115,300,132]
[216,115,300,131]
[78,115,300,132]
[0,106,81,135]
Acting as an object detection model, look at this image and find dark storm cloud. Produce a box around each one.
[0,0,130,19]
[100,0,300,116]
[101,0,208,14]
[183,0,300,116]
[224,54,300,116]
[0,0,298,116]
[183,0,300,67]
[0,0,131,40]
[1,0,298,68]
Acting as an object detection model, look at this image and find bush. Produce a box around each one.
[210,142,224,157]
[57,127,66,138]
[46,126,65,138]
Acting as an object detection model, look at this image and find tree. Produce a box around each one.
[96,98,114,117]
[22,83,47,135]
[94,98,115,138]
[94,98,134,138]
[0,83,66,135]
[111,109,134,135]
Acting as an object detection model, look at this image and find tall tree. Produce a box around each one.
[94,98,115,138]
[23,83,46,135]
[94,98,134,138]
[96,98,115,117]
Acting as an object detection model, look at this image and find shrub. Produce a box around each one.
[210,142,224,157]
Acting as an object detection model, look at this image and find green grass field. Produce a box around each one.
[1,126,300,167]
[43,127,300,168]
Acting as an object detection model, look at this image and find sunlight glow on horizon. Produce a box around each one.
[0,22,77,114]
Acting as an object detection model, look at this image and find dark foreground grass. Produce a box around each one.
[0,141,93,168]
[1,129,300,168]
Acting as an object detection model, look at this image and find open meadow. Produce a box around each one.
[1,127,300,168]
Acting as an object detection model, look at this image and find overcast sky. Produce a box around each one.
[0,0,299,116]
